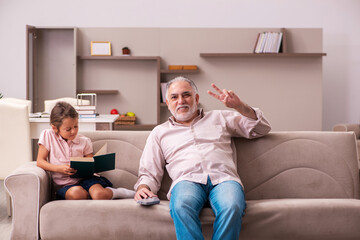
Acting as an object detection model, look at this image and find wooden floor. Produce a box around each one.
[0,180,12,240]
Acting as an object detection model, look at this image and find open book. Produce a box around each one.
[70,143,115,178]
[29,112,50,118]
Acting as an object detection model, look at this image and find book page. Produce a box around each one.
[95,143,107,156]
[70,157,94,162]
[29,112,50,118]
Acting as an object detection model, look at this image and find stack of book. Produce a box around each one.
[254,32,283,53]
[76,93,97,118]
[75,105,96,118]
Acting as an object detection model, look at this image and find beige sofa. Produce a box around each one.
[5,130,360,240]
[333,123,360,162]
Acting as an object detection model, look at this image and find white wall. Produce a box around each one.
[0,0,359,130]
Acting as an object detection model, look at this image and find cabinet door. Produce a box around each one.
[27,27,76,112]
[26,25,36,108]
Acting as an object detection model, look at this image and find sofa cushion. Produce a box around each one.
[100,169,138,191]
[39,198,360,240]
[240,199,360,240]
[39,199,177,240]
[92,138,144,177]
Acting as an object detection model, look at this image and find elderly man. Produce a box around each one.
[134,76,271,240]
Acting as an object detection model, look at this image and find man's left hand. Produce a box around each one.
[207,83,244,109]
[208,83,257,120]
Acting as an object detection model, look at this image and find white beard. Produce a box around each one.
[170,103,197,122]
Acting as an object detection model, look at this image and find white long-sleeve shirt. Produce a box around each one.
[134,108,271,199]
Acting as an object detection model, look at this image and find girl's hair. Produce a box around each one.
[50,101,78,129]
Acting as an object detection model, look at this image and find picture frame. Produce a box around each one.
[91,41,112,56]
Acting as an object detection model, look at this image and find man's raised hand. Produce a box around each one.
[207,83,242,109]
[207,83,257,120]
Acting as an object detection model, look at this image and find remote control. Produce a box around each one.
[137,197,160,206]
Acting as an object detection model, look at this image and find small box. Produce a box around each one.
[168,65,183,70]
[183,65,198,70]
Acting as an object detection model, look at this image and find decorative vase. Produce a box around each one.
[122,47,130,56]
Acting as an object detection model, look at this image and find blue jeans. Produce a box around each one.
[169,176,246,240]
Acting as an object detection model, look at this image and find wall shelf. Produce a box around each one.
[77,90,119,95]
[28,27,325,131]
[160,69,200,74]
[113,124,156,131]
[76,54,161,126]
[78,56,160,61]
[200,53,327,58]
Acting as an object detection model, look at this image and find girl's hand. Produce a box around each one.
[57,165,77,175]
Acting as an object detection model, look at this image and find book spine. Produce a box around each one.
[265,32,275,53]
[272,33,280,53]
[75,105,96,110]
[79,114,97,118]
[260,32,268,53]
[253,33,261,53]
[76,110,96,114]
[276,32,283,53]
[257,33,265,53]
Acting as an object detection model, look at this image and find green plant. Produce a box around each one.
[0,92,3,99]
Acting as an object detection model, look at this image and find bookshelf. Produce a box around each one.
[200,28,326,58]
[77,56,160,97]
[76,90,119,95]
[27,27,325,131]
[78,56,160,61]
[114,124,157,131]
[77,55,160,130]
[160,69,200,74]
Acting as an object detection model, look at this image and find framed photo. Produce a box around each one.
[91,41,112,56]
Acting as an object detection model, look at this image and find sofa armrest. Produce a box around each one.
[4,162,51,240]
[333,123,360,139]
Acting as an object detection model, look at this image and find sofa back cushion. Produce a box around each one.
[333,123,360,139]
[82,131,359,201]
[81,131,149,192]
[81,130,172,200]
[235,131,360,200]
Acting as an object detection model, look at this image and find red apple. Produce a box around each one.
[110,109,119,114]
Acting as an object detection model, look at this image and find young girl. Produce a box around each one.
[37,101,135,200]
